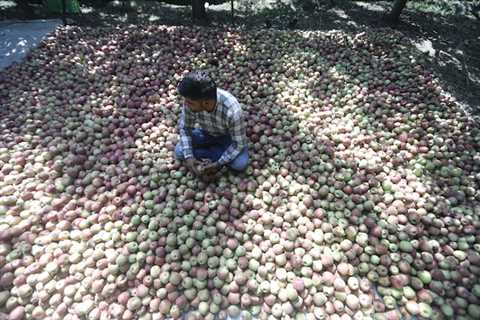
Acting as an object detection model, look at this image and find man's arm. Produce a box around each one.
[179,106,194,159]
[217,109,247,166]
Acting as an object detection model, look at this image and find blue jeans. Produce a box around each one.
[175,129,249,171]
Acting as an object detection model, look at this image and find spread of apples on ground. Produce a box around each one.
[0,24,480,320]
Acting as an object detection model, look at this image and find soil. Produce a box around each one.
[1,0,479,115]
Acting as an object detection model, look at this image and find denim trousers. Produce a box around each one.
[175,128,249,171]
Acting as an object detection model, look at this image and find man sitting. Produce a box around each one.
[175,70,249,181]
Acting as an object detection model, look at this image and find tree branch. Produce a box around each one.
[471,8,480,20]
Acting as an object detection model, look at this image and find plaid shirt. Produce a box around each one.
[178,88,247,165]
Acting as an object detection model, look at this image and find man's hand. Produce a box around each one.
[201,162,221,176]
[185,158,201,176]
[199,162,221,183]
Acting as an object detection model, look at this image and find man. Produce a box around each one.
[175,70,249,181]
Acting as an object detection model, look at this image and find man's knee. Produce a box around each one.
[174,143,184,160]
[229,150,249,171]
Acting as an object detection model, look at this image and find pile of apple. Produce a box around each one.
[0,24,479,320]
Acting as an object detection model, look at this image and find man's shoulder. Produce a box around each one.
[218,88,239,102]
[218,88,241,112]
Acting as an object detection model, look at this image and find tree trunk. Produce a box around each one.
[62,0,67,25]
[192,0,206,21]
[472,4,480,20]
[386,0,408,24]
[17,1,34,18]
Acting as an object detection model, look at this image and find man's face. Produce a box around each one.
[184,98,205,113]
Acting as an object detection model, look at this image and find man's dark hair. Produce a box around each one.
[177,70,217,101]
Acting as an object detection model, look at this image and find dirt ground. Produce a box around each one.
[1,0,479,116]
